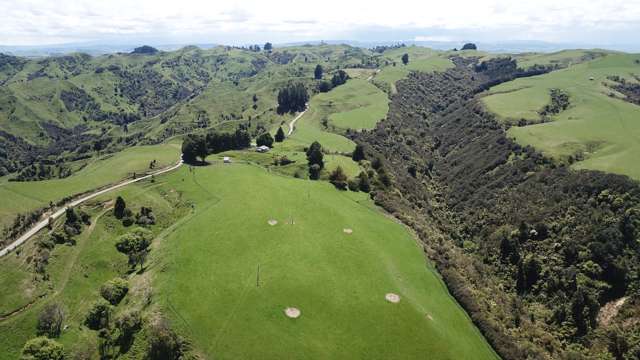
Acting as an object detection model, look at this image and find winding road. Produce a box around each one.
[0,158,183,258]
[287,105,308,136]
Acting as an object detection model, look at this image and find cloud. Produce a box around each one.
[0,0,638,46]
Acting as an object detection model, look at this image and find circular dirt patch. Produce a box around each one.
[268,219,278,226]
[385,293,401,303]
[343,228,353,234]
[284,307,301,318]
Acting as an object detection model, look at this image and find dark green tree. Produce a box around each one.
[256,132,274,147]
[317,80,332,93]
[309,164,322,180]
[263,42,273,51]
[114,196,126,219]
[306,141,324,168]
[85,299,111,330]
[461,43,477,50]
[314,64,323,79]
[352,144,365,161]
[275,127,285,142]
[358,172,371,193]
[181,134,206,164]
[331,70,349,87]
[401,53,409,65]
[277,83,309,114]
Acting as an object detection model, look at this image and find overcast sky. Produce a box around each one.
[1,0,640,47]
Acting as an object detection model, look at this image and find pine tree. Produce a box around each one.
[275,127,285,142]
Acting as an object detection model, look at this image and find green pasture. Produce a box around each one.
[155,164,497,359]
[482,53,640,180]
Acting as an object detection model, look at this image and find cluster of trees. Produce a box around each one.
[461,43,478,50]
[10,162,72,182]
[354,56,640,359]
[114,196,154,227]
[306,141,324,180]
[256,132,274,147]
[182,128,251,163]
[371,43,406,53]
[317,70,350,93]
[608,75,640,106]
[115,227,153,271]
[277,82,309,114]
[539,88,570,116]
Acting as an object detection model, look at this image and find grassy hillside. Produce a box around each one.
[374,46,454,93]
[0,161,497,359]
[482,53,640,179]
[0,142,179,228]
[0,177,187,358]
[155,164,497,359]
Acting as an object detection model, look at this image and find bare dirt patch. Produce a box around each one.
[598,296,628,326]
[284,307,301,318]
[385,293,400,303]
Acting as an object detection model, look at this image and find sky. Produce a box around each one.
[1,0,640,47]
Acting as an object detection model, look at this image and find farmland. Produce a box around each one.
[482,53,640,179]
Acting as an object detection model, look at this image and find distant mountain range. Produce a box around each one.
[2,39,638,57]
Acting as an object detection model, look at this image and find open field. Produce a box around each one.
[0,142,180,228]
[155,164,497,359]
[481,53,640,180]
[375,47,454,93]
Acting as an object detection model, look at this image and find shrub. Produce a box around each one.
[329,166,348,190]
[100,278,129,305]
[36,304,64,338]
[21,337,64,360]
[348,178,360,192]
[85,299,111,330]
[352,144,365,161]
[148,319,183,360]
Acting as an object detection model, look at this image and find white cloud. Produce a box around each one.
[0,0,639,45]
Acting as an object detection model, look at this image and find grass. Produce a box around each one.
[0,178,185,358]
[287,77,389,152]
[375,47,454,93]
[155,164,497,359]
[0,141,180,228]
[481,53,640,180]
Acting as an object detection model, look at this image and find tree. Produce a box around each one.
[329,166,348,190]
[309,164,321,180]
[314,64,323,79]
[358,172,371,193]
[114,196,126,219]
[306,141,324,168]
[21,337,64,360]
[275,127,285,142]
[401,53,409,65]
[256,132,274,147]
[116,228,153,271]
[263,42,273,52]
[85,299,111,330]
[100,278,129,305]
[461,43,477,50]
[115,310,142,349]
[36,304,64,338]
[148,319,183,360]
[277,83,308,114]
[352,144,365,161]
[181,134,205,164]
[317,80,332,93]
[331,70,349,87]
